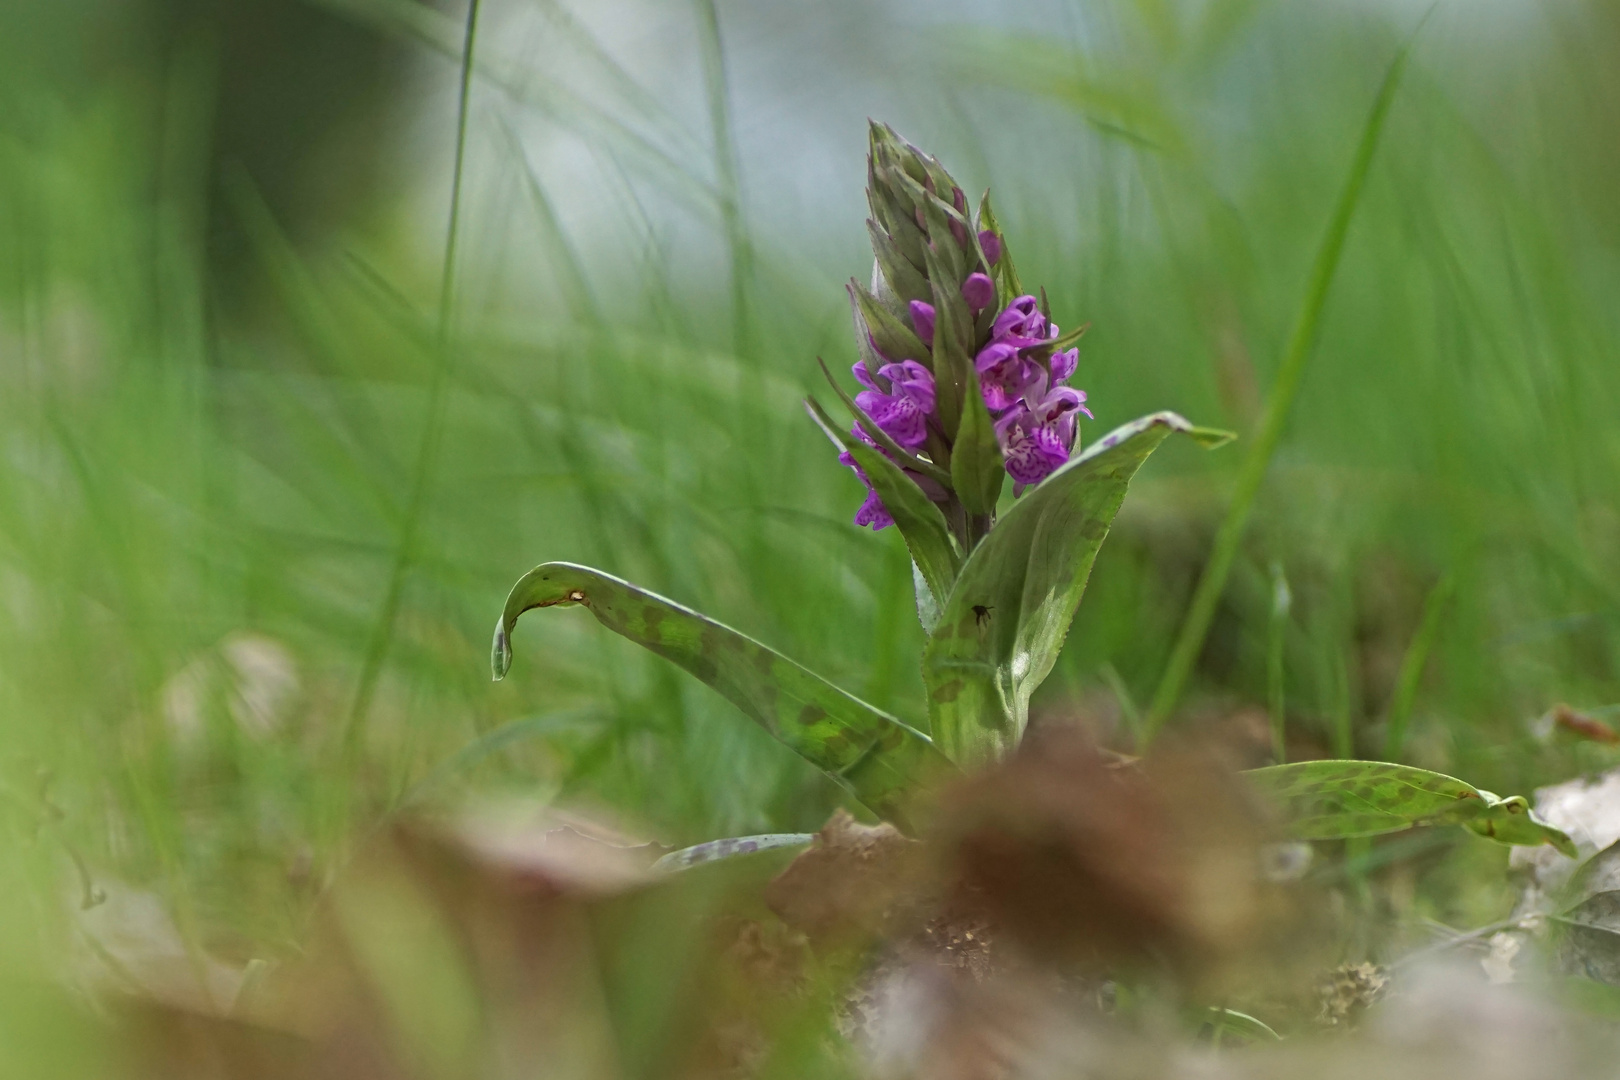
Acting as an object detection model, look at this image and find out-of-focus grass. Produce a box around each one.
[3,0,1620,1061]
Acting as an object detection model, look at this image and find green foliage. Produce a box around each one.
[494,562,953,827]
[7,0,1620,1070]
[1246,760,1576,855]
[923,412,1224,765]
[948,369,1006,519]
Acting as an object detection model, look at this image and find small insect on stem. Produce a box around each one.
[972,604,994,630]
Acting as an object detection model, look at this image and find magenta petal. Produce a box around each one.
[1050,348,1079,384]
[974,341,1018,374]
[854,489,893,530]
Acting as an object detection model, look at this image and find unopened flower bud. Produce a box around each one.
[962,273,995,313]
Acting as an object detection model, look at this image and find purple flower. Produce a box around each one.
[840,440,895,530]
[974,295,1084,420]
[962,272,995,314]
[839,358,939,529]
[978,230,1002,267]
[1023,368,1093,443]
[995,405,1070,488]
[974,342,1035,412]
[853,359,935,450]
[909,301,935,348]
[992,369,1094,490]
[990,295,1056,349]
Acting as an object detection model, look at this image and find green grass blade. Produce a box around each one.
[344,0,483,756]
[492,562,955,827]
[1143,32,1419,745]
[1382,573,1454,760]
[1267,561,1291,764]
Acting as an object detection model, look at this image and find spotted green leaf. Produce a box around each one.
[922,412,1222,766]
[492,563,954,828]
[1243,760,1577,856]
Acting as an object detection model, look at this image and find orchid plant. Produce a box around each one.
[491,123,1572,861]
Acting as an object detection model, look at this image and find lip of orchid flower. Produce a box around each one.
[994,404,1071,488]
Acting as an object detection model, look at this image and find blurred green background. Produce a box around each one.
[3,0,1620,1030]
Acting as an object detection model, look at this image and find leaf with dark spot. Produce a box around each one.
[1244,760,1576,854]
[493,563,954,827]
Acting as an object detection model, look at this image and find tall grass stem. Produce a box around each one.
[343,0,484,760]
[1383,573,1455,760]
[1141,32,1419,747]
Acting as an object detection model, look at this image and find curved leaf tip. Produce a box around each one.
[1188,426,1237,449]
[491,620,511,681]
[491,564,590,681]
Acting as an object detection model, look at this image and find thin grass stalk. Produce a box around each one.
[1141,34,1418,747]
[1383,573,1454,760]
[694,0,751,357]
[1267,561,1290,764]
[344,0,483,758]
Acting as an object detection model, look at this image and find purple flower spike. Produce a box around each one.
[978,230,1002,267]
[909,300,936,347]
[962,272,995,314]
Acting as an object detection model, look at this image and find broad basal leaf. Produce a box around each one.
[922,412,1221,766]
[493,563,954,828]
[1244,760,1576,855]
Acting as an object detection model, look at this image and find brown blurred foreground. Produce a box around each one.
[67,733,1620,1080]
